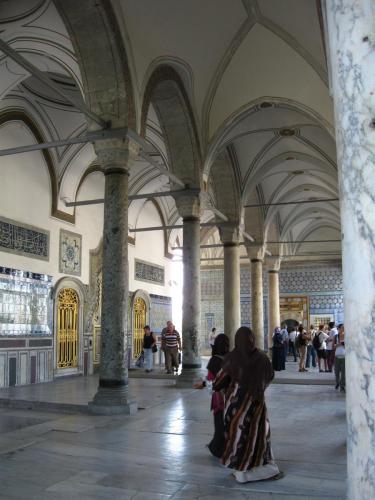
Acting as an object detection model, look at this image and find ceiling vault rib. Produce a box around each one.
[0,38,106,127]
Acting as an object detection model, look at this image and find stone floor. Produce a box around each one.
[0,363,347,499]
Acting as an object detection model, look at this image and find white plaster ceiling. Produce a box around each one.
[0,0,340,263]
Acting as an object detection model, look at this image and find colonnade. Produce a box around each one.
[88,5,375,493]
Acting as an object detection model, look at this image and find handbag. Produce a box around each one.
[152,344,158,353]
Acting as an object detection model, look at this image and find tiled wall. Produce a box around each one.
[201,263,344,347]
[0,267,53,387]
[149,294,172,333]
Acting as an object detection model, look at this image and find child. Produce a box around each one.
[194,334,230,458]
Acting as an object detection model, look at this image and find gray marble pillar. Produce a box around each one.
[251,258,264,350]
[220,225,241,347]
[267,272,280,353]
[89,139,138,415]
[176,196,202,374]
[325,2,375,498]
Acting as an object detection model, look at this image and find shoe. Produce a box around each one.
[303,369,308,372]
[319,369,323,372]
[166,370,172,374]
[335,384,339,389]
[340,387,345,393]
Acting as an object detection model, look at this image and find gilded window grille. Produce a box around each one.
[57,288,79,368]
[133,297,146,359]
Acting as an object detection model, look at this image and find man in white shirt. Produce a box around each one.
[334,323,345,392]
[326,321,338,372]
[280,327,289,362]
[288,327,298,362]
[315,324,329,372]
[306,324,317,369]
[209,328,217,355]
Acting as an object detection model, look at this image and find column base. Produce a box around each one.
[88,384,137,415]
[177,367,206,387]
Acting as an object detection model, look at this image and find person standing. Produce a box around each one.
[305,324,317,369]
[289,326,298,362]
[161,320,173,371]
[314,324,329,372]
[334,324,345,392]
[272,327,285,371]
[326,321,338,372]
[208,327,217,355]
[213,327,281,483]
[163,322,181,374]
[297,325,308,372]
[280,326,289,362]
[143,325,157,373]
[206,334,230,458]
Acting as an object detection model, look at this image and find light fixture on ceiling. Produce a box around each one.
[260,101,273,108]
[303,188,311,191]
[312,210,319,214]
[286,156,296,161]
[292,170,304,175]
[280,128,296,137]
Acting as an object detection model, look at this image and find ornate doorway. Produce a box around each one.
[57,288,79,369]
[133,297,146,359]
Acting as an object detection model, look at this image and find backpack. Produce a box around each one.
[313,332,322,350]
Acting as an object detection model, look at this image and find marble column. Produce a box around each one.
[246,245,266,349]
[176,196,201,374]
[325,2,375,498]
[89,139,138,415]
[250,258,264,350]
[267,258,281,354]
[220,226,241,347]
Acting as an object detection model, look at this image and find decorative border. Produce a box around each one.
[59,229,82,276]
[0,215,49,261]
[134,259,165,286]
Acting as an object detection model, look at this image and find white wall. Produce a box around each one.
[129,200,173,297]
[0,122,173,296]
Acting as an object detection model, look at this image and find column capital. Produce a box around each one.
[266,256,281,272]
[175,194,201,219]
[219,224,241,245]
[94,137,139,172]
[246,243,265,261]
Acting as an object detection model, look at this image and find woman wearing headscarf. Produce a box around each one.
[272,327,285,371]
[213,327,282,483]
[206,333,230,458]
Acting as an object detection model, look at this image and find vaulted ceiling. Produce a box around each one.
[0,0,341,264]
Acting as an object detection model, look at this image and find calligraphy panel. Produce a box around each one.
[0,216,49,261]
[135,259,164,285]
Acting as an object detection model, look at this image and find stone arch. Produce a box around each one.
[53,0,136,129]
[208,148,241,225]
[141,65,202,187]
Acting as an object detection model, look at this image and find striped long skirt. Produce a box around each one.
[221,383,275,472]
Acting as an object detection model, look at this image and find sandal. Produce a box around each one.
[232,470,285,483]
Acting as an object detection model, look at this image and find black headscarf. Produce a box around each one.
[207,334,230,376]
[221,326,274,399]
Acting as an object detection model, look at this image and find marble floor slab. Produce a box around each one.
[0,374,347,499]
